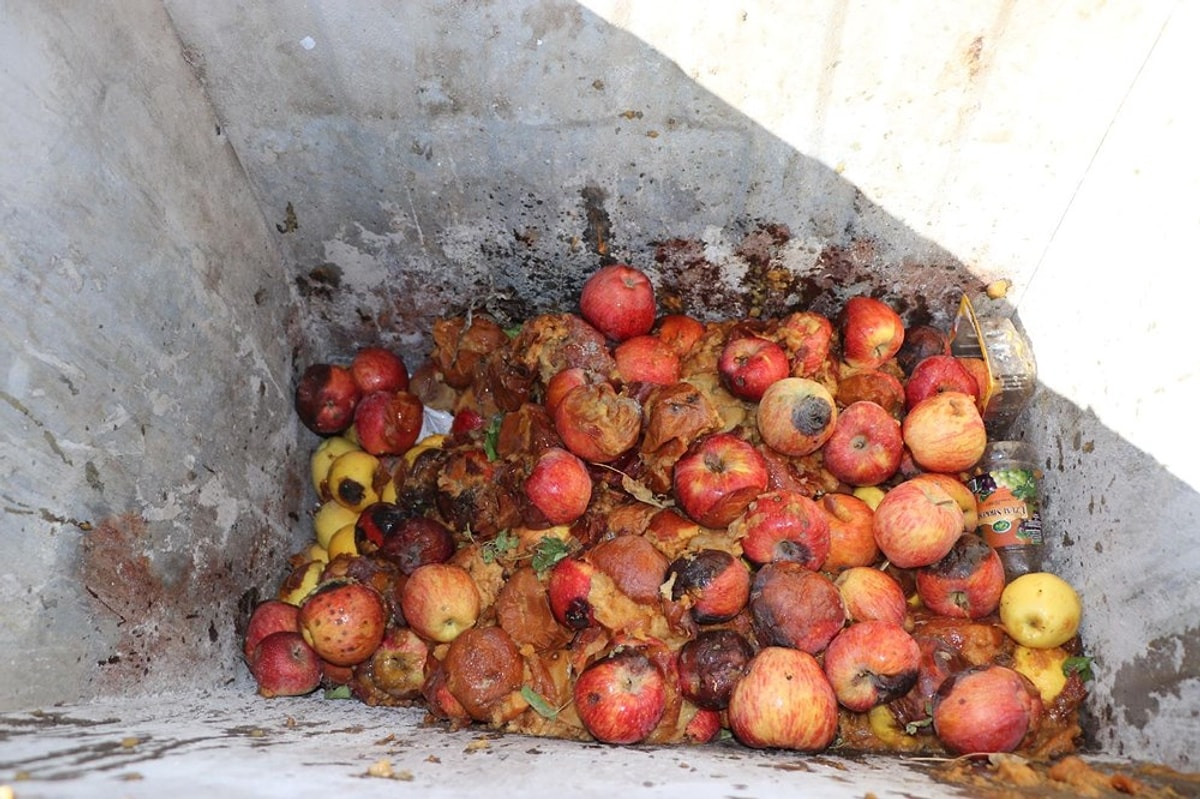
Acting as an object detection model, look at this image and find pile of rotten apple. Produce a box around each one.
[242,262,1092,757]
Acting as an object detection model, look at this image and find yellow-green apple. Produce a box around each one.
[872,477,965,568]
[573,649,668,744]
[756,377,838,456]
[298,579,388,667]
[585,534,670,606]
[729,489,830,569]
[579,263,657,342]
[904,354,980,411]
[656,313,706,358]
[834,566,909,627]
[750,561,846,654]
[310,435,359,499]
[998,572,1082,649]
[547,556,599,630]
[553,382,642,464]
[821,400,904,486]
[353,389,425,457]
[243,599,301,661]
[675,629,755,710]
[718,335,790,401]
[614,334,681,386]
[350,346,410,395]
[727,646,839,751]
[399,563,482,643]
[896,324,950,374]
[524,446,593,526]
[773,310,834,378]
[294,363,362,435]
[819,493,879,570]
[665,549,751,623]
[906,472,978,532]
[444,626,526,725]
[901,391,987,474]
[916,533,1005,619]
[378,515,456,575]
[326,449,383,513]
[672,432,769,528]
[823,620,921,712]
[932,665,1043,754]
[248,631,323,698]
[840,296,905,370]
[835,369,906,417]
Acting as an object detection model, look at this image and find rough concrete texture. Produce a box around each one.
[1,0,1197,778]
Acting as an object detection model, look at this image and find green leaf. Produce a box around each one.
[504,324,524,339]
[520,685,558,720]
[904,716,933,736]
[324,684,352,700]
[1063,656,1095,682]
[531,536,571,575]
[483,414,504,462]
[481,530,517,564]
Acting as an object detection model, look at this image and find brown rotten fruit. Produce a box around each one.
[665,548,751,624]
[676,629,755,710]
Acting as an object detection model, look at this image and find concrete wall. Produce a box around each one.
[1,0,1195,771]
[0,1,304,705]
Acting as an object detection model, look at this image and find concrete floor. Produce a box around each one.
[0,688,985,799]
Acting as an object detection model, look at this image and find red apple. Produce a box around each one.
[524,446,594,525]
[821,400,904,487]
[887,634,970,731]
[243,599,300,661]
[399,563,481,643]
[665,549,751,623]
[958,357,992,412]
[840,296,905,370]
[614,335,681,385]
[294,363,362,435]
[916,533,1006,619]
[774,311,834,378]
[718,335,790,401]
[574,649,668,744]
[248,630,323,698]
[672,432,770,528]
[907,472,979,532]
[819,493,879,571]
[932,665,1043,754]
[904,354,979,411]
[449,407,486,437]
[823,620,921,712]
[378,515,456,575]
[676,629,755,710]
[298,579,388,667]
[834,566,909,627]
[579,263,657,342]
[547,556,599,630]
[872,477,965,568]
[750,562,846,655]
[553,382,642,464]
[902,391,987,474]
[730,489,830,569]
[350,346,409,395]
[353,389,424,456]
[656,314,706,357]
[896,324,950,374]
[727,646,839,751]
[835,369,906,416]
[756,377,837,457]
[683,707,723,744]
[353,501,409,552]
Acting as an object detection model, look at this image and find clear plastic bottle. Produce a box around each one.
[967,441,1044,580]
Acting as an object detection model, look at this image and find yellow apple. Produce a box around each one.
[327,523,359,559]
[310,435,360,498]
[853,485,887,510]
[278,560,324,606]
[326,450,382,512]
[1012,645,1069,703]
[999,572,1082,649]
[314,499,361,549]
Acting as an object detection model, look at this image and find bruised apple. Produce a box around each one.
[579,263,657,342]
[656,314,706,357]
[298,579,388,667]
[902,391,987,474]
[553,382,642,464]
[728,646,839,751]
[718,335,790,401]
[378,515,456,575]
[294,363,362,435]
[672,432,769,528]
[840,296,905,370]
[676,629,755,710]
[774,311,834,378]
[614,334,681,386]
[916,533,1006,619]
[353,390,424,457]
[835,566,909,627]
[729,489,830,569]
[586,535,670,606]
[756,377,838,457]
[823,620,921,712]
[896,324,949,375]
[932,665,1043,754]
[835,369,906,416]
[750,562,846,654]
[820,400,903,487]
[872,478,964,569]
[665,549,751,623]
[574,649,667,744]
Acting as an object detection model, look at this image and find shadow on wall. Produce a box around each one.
[161,0,1198,768]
